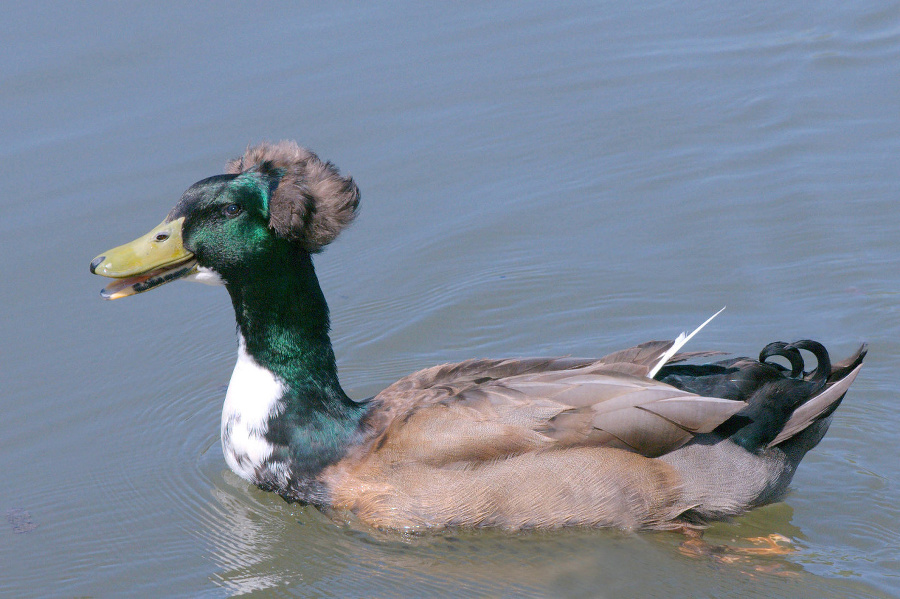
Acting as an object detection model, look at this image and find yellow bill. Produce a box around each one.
[90,217,197,299]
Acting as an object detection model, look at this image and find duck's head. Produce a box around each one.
[90,141,359,299]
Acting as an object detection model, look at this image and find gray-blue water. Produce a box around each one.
[1,2,898,597]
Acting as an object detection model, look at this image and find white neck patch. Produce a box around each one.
[221,335,285,482]
[184,266,225,286]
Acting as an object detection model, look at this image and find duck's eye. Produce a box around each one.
[223,203,243,218]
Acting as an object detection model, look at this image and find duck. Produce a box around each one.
[90,141,866,532]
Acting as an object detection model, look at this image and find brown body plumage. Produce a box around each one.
[320,341,864,530]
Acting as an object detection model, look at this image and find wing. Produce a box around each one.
[365,342,745,465]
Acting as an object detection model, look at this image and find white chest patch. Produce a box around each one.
[221,336,285,482]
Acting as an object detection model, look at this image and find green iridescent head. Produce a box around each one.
[90,141,359,299]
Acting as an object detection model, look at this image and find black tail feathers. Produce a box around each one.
[658,340,866,454]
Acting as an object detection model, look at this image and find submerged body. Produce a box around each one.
[91,141,865,531]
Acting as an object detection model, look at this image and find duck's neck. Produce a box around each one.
[222,250,367,500]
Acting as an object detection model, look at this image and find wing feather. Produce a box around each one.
[368,346,748,464]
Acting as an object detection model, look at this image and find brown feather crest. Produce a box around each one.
[225,140,360,251]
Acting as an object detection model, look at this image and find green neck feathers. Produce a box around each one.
[225,246,368,482]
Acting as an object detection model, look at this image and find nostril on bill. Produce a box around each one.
[154,232,170,242]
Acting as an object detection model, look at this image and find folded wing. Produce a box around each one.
[368,342,747,465]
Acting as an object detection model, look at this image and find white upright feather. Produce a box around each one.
[647,307,726,379]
